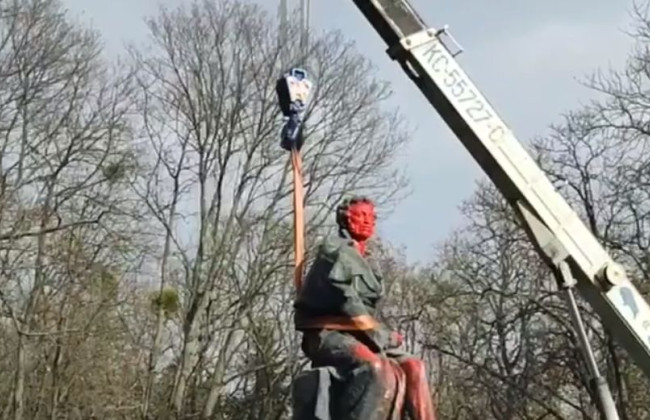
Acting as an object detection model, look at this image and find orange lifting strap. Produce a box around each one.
[291,148,305,291]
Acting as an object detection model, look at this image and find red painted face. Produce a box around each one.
[346,202,376,241]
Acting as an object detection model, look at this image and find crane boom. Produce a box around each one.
[350,0,650,379]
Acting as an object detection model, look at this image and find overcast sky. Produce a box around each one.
[60,0,636,264]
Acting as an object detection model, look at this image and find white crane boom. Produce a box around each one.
[349,0,650,380]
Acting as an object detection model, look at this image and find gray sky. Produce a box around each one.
[61,0,635,264]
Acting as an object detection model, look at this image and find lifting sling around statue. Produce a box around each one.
[293,196,438,420]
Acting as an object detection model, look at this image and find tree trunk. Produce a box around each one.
[12,335,25,420]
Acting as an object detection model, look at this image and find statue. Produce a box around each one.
[293,196,438,420]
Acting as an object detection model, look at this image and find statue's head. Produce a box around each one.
[336,196,376,242]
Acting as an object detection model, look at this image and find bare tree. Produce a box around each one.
[528,6,650,416]
[16,0,650,417]
[127,0,409,417]
[431,184,606,419]
[0,0,140,418]
[397,4,650,418]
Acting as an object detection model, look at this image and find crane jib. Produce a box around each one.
[350,0,650,380]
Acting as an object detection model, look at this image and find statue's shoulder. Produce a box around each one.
[316,235,353,261]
